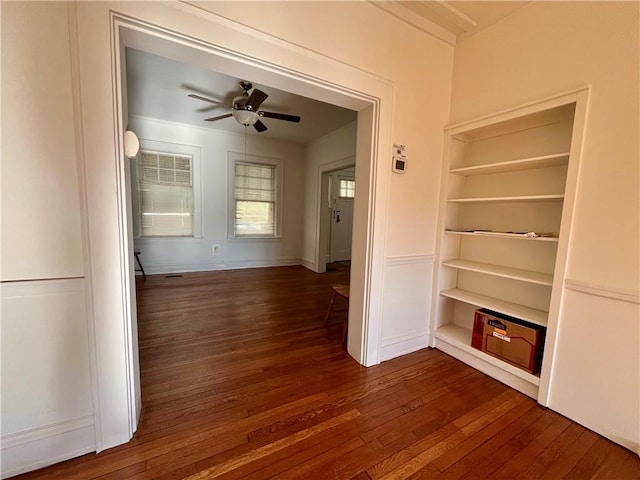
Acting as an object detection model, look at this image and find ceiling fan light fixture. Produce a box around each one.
[232,110,259,126]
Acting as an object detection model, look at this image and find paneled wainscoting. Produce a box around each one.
[1,278,95,478]
[14,266,639,479]
[380,255,435,362]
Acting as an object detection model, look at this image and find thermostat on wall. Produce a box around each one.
[392,144,407,173]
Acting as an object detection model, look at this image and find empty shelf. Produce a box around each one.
[440,288,548,326]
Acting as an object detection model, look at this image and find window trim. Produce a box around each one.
[130,139,203,239]
[227,152,283,239]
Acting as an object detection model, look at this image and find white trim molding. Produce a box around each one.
[385,254,436,266]
[564,279,640,304]
[0,416,95,479]
[368,1,457,46]
[379,329,431,362]
[379,254,435,363]
[138,257,303,275]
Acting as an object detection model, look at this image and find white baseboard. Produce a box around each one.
[435,336,539,399]
[141,258,303,275]
[300,259,318,272]
[1,416,95,479]
[379,331,431,362]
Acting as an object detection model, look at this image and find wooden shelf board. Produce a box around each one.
[442,259,553,286]
[445,231,559,242]
[435,324,541,387]
[449,152,570,176]
[448,194,564,204]
[440,288,548,326]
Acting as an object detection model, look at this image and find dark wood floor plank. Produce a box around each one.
[14,265,638,480]
[565,436,638,480]
[457,410,560,480]
[488,413,572,480]
[183,409,361,479]
[511,422,584,479]
[431,395,537,472]
[436,406,548,480]
[368,389,525,479]
[239,429,366,480]
[538,427,600,479]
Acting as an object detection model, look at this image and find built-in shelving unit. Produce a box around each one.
[449,152,570,176]
[440,288,549,326]
[435,324,541,386]
[448,194,564,203]
[445,230,560,242]
[432,90,589,402]
[441,259,553,286]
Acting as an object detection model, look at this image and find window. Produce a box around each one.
[339,178,355,198]
[233,161,278,237]
[136,151,193,237]
[228,153,282,238]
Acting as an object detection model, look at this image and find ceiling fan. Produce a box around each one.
[188,81,301,133]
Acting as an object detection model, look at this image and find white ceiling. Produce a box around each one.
[125,48,357,145]
[126,3,527,144]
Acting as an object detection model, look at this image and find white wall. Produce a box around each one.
[302,122,357,271]
[450,1,640,453]
[1,2,84,280]
[0,2,95,477]
[128,116,306,274]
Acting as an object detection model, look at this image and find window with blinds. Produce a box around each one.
[234,161,277,237]
[137,151,193,236]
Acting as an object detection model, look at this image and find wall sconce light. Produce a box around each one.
[124,130,140,159]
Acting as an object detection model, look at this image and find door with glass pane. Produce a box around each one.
[329,172,354,262]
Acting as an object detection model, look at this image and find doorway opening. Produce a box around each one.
[320,164,356,273]
[102,11,393,446]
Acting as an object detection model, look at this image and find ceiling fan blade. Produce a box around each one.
[188,93,230,107]
[259,111,301,123]
[253,120,268,133]
[204,113,233,122]
[246,89,268,111]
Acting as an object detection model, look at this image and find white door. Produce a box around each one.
[329,172,354,262]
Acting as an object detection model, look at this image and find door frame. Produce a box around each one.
[316,157,356,273]
[329,169,356,263]
[77,3,394,451]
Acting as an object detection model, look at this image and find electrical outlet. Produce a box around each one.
[212,244,220,255]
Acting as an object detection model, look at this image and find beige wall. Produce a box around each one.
[303,121,357,270]
[1,1,84,281]
[450,1,639,453]
[1,2,96,476]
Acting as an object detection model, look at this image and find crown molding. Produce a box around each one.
[368,1,457,46]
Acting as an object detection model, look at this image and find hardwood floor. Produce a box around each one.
[17,265,639,479]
